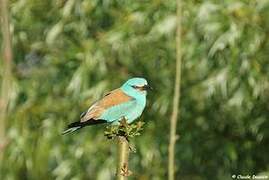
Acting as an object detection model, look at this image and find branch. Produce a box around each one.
[117,136,130,180]
[168,0,182,179]
[104,119,144,179]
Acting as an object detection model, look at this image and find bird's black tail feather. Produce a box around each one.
[62,119,107,135]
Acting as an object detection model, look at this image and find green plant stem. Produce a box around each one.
[117,136,130,180]
[168,0,182,179]
[0,0,12,161]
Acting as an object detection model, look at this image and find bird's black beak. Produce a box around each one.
[143,84,153,91]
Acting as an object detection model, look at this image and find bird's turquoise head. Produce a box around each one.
[120,77,152,98]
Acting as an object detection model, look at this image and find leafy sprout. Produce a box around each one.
[104,118,145,140]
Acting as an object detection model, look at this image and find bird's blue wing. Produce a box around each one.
[98,100,143,123]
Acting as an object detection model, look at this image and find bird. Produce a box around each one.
[62,77,152,134]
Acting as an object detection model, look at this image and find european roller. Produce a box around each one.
[62,77,152,134]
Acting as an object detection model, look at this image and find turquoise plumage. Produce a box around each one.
[62,77,152,134]
[99,78,147,123]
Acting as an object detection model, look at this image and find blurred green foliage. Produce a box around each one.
[1,0,269,179]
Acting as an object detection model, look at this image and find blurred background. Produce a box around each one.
[0,0,269,179]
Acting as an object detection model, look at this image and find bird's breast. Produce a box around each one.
[125,98,146,123]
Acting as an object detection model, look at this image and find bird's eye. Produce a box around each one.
[131,85,138,89]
